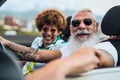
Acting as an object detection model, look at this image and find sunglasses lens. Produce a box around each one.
[51,29,56,33]
[42,27,57,33]
[42,28,48,32]
[72,19,92,27]
[72,20,80,27]
[84,18,92,26]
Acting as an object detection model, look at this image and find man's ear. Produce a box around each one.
[94,22,99,32]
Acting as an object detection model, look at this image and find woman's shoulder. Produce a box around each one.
[54,36,66,45]
[33,37,42,41]
[31,37,43,48]
[55,39,66,44]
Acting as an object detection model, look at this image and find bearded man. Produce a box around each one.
[60,9,99,58]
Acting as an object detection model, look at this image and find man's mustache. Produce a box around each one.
[74,30,90,35]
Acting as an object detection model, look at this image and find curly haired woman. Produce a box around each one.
[22,9,67,75]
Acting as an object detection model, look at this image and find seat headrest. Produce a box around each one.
[101,5,120,35]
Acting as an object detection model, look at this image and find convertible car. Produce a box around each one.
[0,0,120,80]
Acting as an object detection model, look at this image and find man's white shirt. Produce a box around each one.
[60,41,118,66]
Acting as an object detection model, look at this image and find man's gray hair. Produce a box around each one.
[71,8,97,22]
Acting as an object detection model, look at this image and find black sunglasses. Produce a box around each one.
[72,18,93,27]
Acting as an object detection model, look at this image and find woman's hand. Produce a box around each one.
[0,36,9,45]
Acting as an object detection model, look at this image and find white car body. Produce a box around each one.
[66,67,120,80]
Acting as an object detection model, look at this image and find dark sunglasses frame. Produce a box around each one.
[72,18,93,27]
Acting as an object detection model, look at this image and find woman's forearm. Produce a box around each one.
[6,40,39,61]
[6,40,61,62]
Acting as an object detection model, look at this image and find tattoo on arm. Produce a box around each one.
[6,41,39,61]
[6,41,61,62]
[17,49,39,61]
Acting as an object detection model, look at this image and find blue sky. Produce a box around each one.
[0,0,120,16]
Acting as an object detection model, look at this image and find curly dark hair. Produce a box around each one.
[35,9,66,32]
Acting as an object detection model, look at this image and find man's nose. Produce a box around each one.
[78,21,86,30]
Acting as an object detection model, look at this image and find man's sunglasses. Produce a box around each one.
[72,18,93,27]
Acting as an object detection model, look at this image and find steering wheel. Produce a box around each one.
[0,42,25,80]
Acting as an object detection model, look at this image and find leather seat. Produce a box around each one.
[101,5,120,35]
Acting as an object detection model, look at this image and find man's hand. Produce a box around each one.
[26,59,66,80]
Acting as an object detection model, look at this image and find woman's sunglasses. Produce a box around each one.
[42,27,57,33]
[72,18,93,27]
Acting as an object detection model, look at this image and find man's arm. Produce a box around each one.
[0,36,61,62]
[26,46,114,80]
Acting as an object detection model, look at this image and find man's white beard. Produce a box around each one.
[67,33,99,53]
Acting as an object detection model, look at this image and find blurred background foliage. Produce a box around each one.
[0,25,40,36]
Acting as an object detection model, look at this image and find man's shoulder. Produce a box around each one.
[94,41,113,49]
